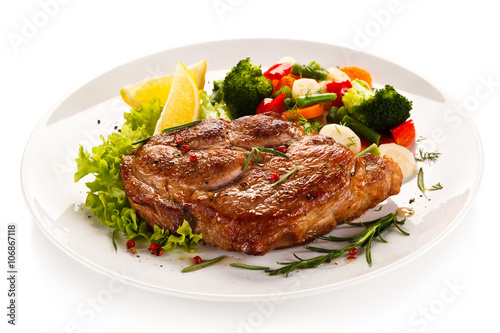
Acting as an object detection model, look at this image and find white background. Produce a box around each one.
[1,0,497,332]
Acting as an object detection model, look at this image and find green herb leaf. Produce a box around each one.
[131,136,152,145]
[272,166,299,186]
[417,168,442,193]
[112,229,118,251]
[393,218,410,236]
[258,147,290,159]
[228,263,270,270]
[161,119,202,133]
[241,148,256,171]
[264,212,409,277]
[417,167,426,193]
[429,183,443,191]
[415,149,441,162]
[132,119,203,145]
[241,147,290,171]
[182,255,227,273]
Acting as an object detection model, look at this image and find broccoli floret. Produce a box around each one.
[342,80,412,133]
[221,58,273,118]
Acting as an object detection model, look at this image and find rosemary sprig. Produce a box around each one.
[418,167,443,193]
[112,229,118,251]
[415,149,441,162]
[241,147,290,171]
[417,167,426,193]
[181,255,227,273]
[132,120,202,145]
[272,166,299,186]
[161,120,202,133]
[132,136,153,146]
[228,263,270,270]
[429,183,443,191]
[263,212,409,277]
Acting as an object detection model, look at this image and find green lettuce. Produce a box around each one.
[199,90,233,120]
[74,98,202,253]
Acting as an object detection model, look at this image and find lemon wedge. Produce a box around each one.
[153,61,200,135]
[187,60,206,91]
[120,60,206,109]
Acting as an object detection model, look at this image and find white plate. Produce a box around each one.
[21,39,483,301]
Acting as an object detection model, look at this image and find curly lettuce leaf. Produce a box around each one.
[75,98,203,251]
[199,90,233,121]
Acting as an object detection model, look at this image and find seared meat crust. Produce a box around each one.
[120,113,402,255]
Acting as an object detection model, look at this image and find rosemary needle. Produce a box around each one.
[112,229,118,251]
[160,120,202,133]
[182,255,227,273]
[228,263,270,270]
[272,166,298,186]
[132,120,202,145]
[415,149,441,162]
[417,167,426,193]
[418,167,443,193]
[264,212,409,277]
[241,147,290,171]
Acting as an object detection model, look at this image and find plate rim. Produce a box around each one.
[20,38,485,301]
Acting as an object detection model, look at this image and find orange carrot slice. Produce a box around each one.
[283,103,324,120]
[339,66,372,87]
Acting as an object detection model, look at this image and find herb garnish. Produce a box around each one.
[241,147,290,171]
[272,166,299,186]
[230,212,409,277]
[415,149,441,162]
[429,183,443,191]
[228,263,270,270]
[182,255,227,273]
[285,107,324,134]
[132,120,202,145]
[112,229,118,251]
[417,167,443,193]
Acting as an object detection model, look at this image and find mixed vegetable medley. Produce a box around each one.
[202,57,416,162]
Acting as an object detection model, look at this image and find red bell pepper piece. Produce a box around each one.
[256,94,287,114]
[263,63,293,81]
[256,98,273,114]
[326,80,352,107]
[378,135,395,145]
[390,119,415,147]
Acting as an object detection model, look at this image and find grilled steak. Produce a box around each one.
[120,113,402,255]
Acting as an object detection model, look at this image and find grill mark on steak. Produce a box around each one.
[120,113,403,255]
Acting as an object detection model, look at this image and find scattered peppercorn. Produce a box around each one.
[275,145,287,154]
[149,242,163,256]
[271,173,280,182]
[189,155,197,163]
[180,145,190,152]
[126,239,135,249]
[348,247,358,255]
[192,256,202,264]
